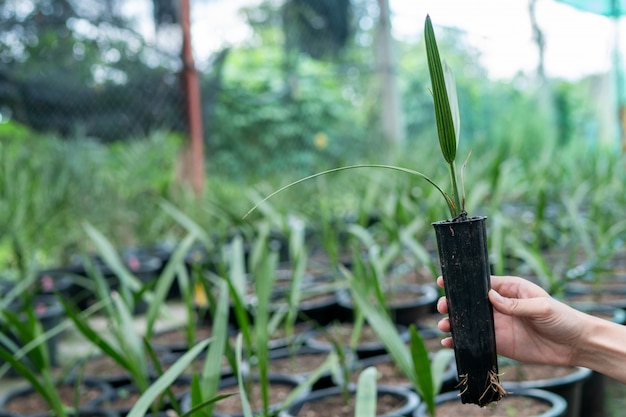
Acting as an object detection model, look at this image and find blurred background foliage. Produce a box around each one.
[0,0,623,273]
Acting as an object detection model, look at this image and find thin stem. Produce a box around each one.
[448,161,461,218]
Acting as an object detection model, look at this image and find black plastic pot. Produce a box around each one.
[413,388,567,417]
[0,294,65,369]
[498,360,592,417]
[268,345,341,391]
[356,352,457,394]
[336,284,439,326]
[181,373,308,417]
[64,253,162,313]
[90,375,191,416]
[280,384,420,417]
[432,216,501,406]
[304,322,410,359]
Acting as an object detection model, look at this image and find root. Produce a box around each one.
[455,373,469,396]
[478,369,508,404]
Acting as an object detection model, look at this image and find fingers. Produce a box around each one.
[438,316,450,333]
[490,275,550,299]
[440,336,453,349]
[437,295,448,314]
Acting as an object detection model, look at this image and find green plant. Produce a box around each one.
[239,14,468,414]
[0,283,80,417]
[344,264,453,417]
[244,15,465,224]
[61,224,201,415]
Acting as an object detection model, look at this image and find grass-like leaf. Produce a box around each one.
[355,366,378,417]
[126,337,212,417]
[243,164,457,223]
[144,233,197,339]
[410,326,435,415]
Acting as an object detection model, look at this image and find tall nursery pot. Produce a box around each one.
[432,215,502,406]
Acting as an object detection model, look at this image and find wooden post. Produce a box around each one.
[180,0,205,195]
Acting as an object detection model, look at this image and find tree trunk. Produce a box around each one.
[179,0,205,196]
[375,0,404,146]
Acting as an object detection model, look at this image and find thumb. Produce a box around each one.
[489,289,546,318]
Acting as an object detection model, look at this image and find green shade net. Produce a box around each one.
[557,0,626,16]
[557,0,626,148]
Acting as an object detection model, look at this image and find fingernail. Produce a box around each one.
[489,289,504,304]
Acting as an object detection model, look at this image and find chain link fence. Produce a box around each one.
[0,0,607,179]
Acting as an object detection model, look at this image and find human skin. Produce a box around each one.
[436,275,626,384]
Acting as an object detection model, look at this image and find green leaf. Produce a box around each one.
[409,326,435,415]
[159,199,211,244]
[111,291,149,388]
[431,349,455,396]
[126,337,212,417]
[83,222,141,293]
[442,61,460,148]
[243,164,456,220]
[0,345,64,415]
[60,297,131,372]
[355,366,378,417]
[145,233,197,339]
[343,267,416,387]
[424,15,457,165]
[235,334,254,417]
[254,250,279,416]
[278,353,339,414]
[199,279,230,415]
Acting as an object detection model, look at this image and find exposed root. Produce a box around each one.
[478,369,508,404]
[455,373,469,396]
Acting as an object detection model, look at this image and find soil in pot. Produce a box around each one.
[190,374,304,417]
[149,324,216,353]
[305,322,408,359]
[268,321,313,349]
[498,359,591,417]
[416,389,567,417]
[268,346,336,390]
[74,350,170,387]
[281,385,420,417]
[0,379,112,416]
[352,352,456,393]
[92,377,191,415]
[337,284,438,326]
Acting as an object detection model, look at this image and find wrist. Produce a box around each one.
[573,315,626,381]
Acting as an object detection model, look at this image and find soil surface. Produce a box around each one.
[293,392,407,417]
[498,363,577,382]
[311,323,385,346]
[350,360,410,387]
[431,396,551,417]
[269,352,330,375]
[211,381,295,415]
[150,325,214,348]
[4,384,105,414]
[98,382,189,412]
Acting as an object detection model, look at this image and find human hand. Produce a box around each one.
[436,275,589,366]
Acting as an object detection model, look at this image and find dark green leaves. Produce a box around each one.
[424,15,458,165]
